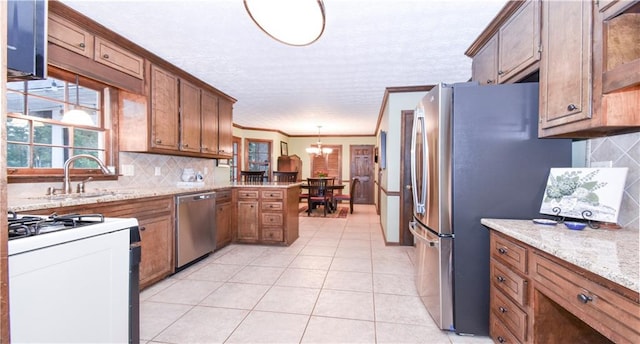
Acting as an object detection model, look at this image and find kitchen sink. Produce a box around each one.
[31,190,130,201]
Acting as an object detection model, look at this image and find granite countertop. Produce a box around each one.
[481,218,639,294]
[8,182,302,213]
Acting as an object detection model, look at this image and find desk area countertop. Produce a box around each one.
[481,218,639,294]
[8,182,302,213]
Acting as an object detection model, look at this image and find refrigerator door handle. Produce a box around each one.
[409,221,439,246]
[411,109,427,215]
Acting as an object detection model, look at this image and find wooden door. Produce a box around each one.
[400,111,414,246]
[350,145,374,204]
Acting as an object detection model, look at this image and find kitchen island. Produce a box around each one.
[482,218,639,344]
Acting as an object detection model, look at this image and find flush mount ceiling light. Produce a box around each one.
[306,125,332,156]
[244,0,326,46]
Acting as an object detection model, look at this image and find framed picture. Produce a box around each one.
[540,167,628,224]
[280,141,288,156]
[380,131,387,169]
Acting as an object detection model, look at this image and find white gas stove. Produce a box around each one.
[7,212,140,343]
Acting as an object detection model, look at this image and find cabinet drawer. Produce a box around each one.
[491,288,528,342]
[261,190,284,200]
[94,37,144,79]
[48,14,94,58]
[262,229,284,242]
[491,232,527,274]
[491,258,528,307]
[216,190,232,203]
[531,252,640,343]
[261,213,283,227]
[490,316,521,344]
[262,202,283,211]
[238,190,259,199]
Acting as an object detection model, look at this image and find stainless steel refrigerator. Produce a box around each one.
[409,82,572,335]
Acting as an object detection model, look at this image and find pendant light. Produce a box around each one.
[306,125,332,156]
[244,0,326,46]
[61,76,94,126]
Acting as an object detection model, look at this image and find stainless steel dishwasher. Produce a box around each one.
[175,191,216,269]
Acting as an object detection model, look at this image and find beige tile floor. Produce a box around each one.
[140,204,494,344]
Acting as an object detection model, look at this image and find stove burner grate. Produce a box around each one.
[7,213,106,240]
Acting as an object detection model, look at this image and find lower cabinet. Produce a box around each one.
[29,196,175,290]
[233,186,299,245]
[138,213,173,289]
[489,230,640,344]
[215,189,232,249]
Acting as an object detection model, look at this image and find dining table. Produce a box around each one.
[300,183,346,213]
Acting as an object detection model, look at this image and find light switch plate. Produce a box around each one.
[121,164,135,176]
[591,161,613,168]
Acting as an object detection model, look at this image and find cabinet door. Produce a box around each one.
[94,37,144,79]
[201,91,219,156]
[139,214,174,289]
[497,0,540,83]
[150,65,180,150]
[217,98,233,157]
[216,202,232,249]
[472,34,498,85]
[179,80,202,153]
[539,0,592,130]
[48,14,94,58]
[237,201,259,240]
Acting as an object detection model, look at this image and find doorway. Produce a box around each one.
[400,110,414,245]
[350,145,375,204]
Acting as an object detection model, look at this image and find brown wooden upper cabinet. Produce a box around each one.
[150,65,180,151]
[217,97,234,158]
[539,0,640,138]
[467,0,541,85]
[48,13,144,79]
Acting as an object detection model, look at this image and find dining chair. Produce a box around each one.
[333,177,359,214]
[272,171,298,182]
[240,170,265,183]
[306,177,334,217]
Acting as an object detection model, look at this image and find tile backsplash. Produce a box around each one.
[587,131,639,229]
[8,152,222,197]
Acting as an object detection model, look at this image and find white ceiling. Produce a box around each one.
[60,0,507,136]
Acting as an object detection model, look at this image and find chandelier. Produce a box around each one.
[306,126,332,156]
[244,0,326,46]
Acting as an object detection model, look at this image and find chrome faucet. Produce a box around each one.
[63,154,113,194]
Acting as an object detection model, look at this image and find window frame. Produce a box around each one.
[7,67,119,183]
[243,138,272,177]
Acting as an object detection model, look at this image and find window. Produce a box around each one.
[244,139,272,176]
[6,68,114,179]
[230,136,241,182]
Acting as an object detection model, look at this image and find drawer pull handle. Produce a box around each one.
[155,139,162,144]
[486,79,493,84]
[498,247,507,254]
[140,226,146,231]
[103,53,109,59]
[577,293,593,304]
[498,306,507,313]
[497,336,505,343]
[567,104,577,111]
[79,42,85,48]
[496,276,506,283]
